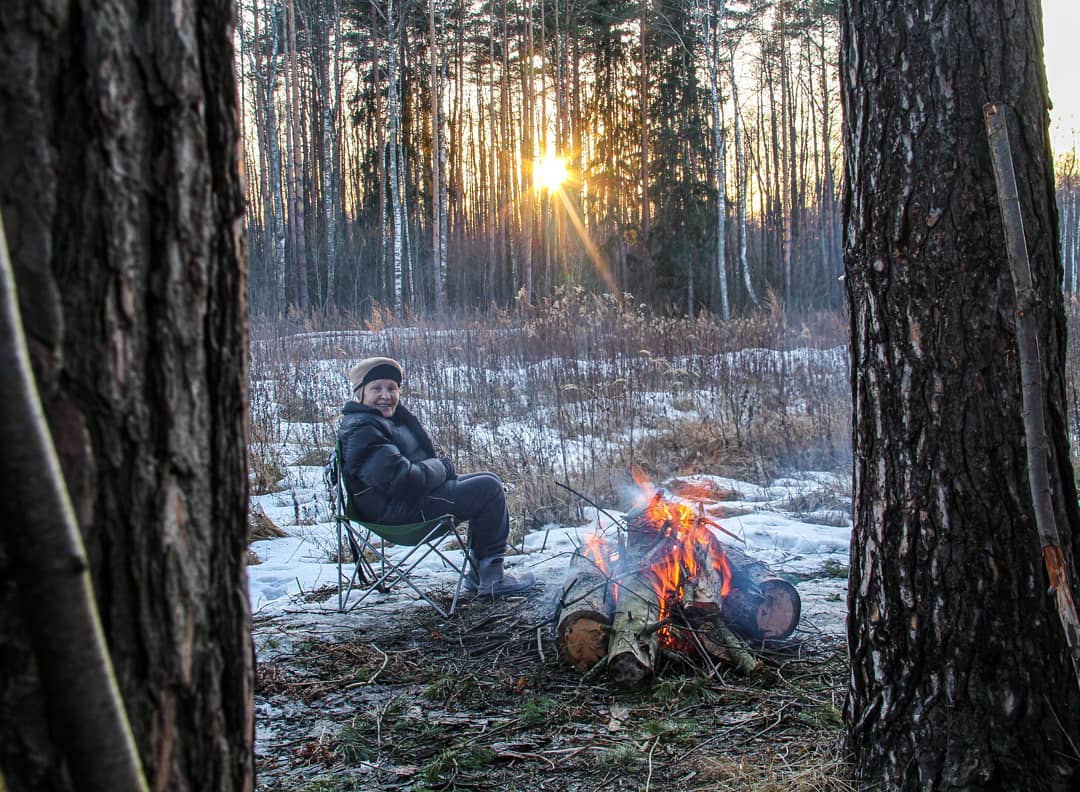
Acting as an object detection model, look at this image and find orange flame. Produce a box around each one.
[582,532,611,574]
[579,473,735,650]
[640,494,732,619]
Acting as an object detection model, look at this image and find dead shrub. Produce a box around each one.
[249,506,288,541]
[248,300,852,522]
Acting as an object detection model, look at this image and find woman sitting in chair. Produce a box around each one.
[337,356,535,597]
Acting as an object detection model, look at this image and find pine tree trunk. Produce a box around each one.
[1062,175,1078,293]
[429,0,444,314]
[840,0,1080,787]
[1067,185,1075,293]
[729,50,755,306]
[765,60,783,292]
[521,2,535,304]
[285,0,309,313]
[487,5,499,305]
[437,35,449,309]
[320,0,341,311]
[0,1,253,789]
[778,8,793,306]
[638,5,651,249]
[818,11,838,299]
[372,11,389,308]
[500,0,515,301]
[700,0,729,320]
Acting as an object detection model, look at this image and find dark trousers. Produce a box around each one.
[406,472,510,560]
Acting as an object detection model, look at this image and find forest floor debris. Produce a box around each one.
[253,571,853,791]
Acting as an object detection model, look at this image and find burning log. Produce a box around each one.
[606,568,661,685]
[682,536,727,612]
[556,549,615,672]
[673,539,762,673]
[720,545,801,641]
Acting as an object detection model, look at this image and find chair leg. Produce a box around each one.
[338,520,379,612]
[337,518,346,613]
[337,518,472,618]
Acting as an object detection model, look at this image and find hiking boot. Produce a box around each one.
[466,556,535,597]
[464,551,481,593]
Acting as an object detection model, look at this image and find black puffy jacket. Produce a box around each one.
[336,400,449,523]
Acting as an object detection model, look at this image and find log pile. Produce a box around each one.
[556,491,801,684]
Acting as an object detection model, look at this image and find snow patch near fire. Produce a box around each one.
[247,467,852,638]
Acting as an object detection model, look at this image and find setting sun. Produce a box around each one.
[534,153,568,191]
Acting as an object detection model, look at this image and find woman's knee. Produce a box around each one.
[463,472,505,500]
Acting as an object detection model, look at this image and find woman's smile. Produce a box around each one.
[362,378,400,417]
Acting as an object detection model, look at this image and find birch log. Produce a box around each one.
[556,551,615,671]
[721,545,801,640]
[606,569,661,685]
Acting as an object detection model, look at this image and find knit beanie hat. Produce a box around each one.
[349,357,403,395]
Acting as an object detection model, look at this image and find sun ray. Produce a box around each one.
[555,188,621,297]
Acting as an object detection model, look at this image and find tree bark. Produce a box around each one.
[318,0,341,312]
[285,0,309,313]
[429,0,444,314]
[638,3,651,251]
[556,550,614,672]
[0,1,253,789]
[606,569,660,685]
[729,45,756,307]
[386,0,404,314]
[0,217,147,792]
[778,6,794,307]
[697,0,730,320]
[840,1,1080,788]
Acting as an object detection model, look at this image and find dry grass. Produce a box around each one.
[248,290,851,523]
[695,743,856,791]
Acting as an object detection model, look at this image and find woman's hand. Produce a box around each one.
[440,457,457,480]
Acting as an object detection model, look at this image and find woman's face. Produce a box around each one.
[361,378,400,417]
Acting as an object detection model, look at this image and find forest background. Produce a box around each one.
[237,0,1080,324]
[239,2,1080,783]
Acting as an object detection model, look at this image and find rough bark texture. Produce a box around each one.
[1,217,148,792]
[606,570,660,685]
[556,552,614,672]
[840,1,1080,788]
[0,1,253,790]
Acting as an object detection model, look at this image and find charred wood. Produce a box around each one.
[722,545,801,640]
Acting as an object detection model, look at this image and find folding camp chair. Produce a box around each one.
[328,444,471,618]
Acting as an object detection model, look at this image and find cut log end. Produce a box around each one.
[755,578,801,640]
[557,613,609,671]
[607,652,653,685]
[556,552,616,671]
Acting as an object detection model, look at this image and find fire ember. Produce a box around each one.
[556,477,801,685]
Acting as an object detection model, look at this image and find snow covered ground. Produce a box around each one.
[248,465,852,639]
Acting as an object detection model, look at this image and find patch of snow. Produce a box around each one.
[247,468,852,641]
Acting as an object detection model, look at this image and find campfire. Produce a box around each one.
[556,476,801,684]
